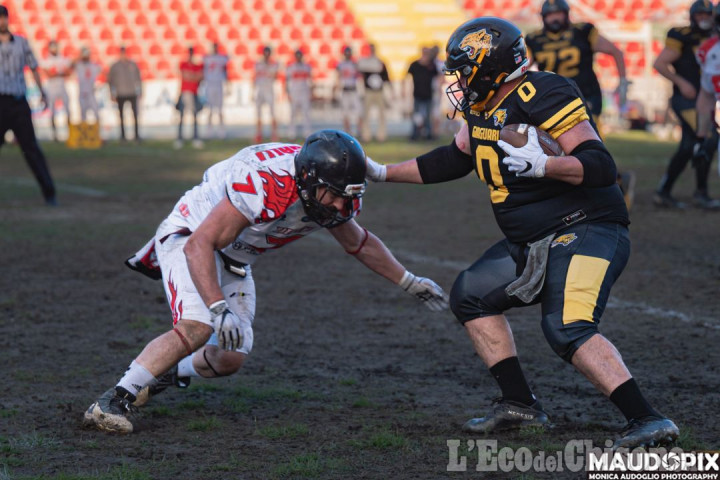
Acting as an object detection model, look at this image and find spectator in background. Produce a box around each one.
[175,46,204,149]
[286,49,312,140]
[40,40,72,142]
[405,46,439,141]
[357,43,390,143]
[74,47,101,125]
[253,45,279,143]
[108,46,142,142]
[430,45,446,137]
[0,4,56,205]
[203,43,228,139]
[335,46,361,135]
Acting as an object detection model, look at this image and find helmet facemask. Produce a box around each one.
[296,163,365,228]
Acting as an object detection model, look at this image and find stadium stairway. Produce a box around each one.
[346,0,467,80]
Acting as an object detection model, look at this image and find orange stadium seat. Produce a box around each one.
[171,43,184,55]
[177,13,191,25]
[211,0,226,11]
[66,0,79,11]
[319,43,331,55]
[156,59,171,73]
[100,27,113,40]
[56,29,70,41]
[232,0,246,11]
[149,43,163,56]
[44,0,58,10]
[227,28,241,40]
[149,0,162,10]
[269,27,282,40]
[128,0,142,10]
[330,27,344,40]
[50,14,64,26]
[293,0,306,10]
[274,0,287,10]
[198,13,211,25]
[185,28,198,41]
[21,0,38,11]
[351,26,363,39]
[121,28,135,41]
[333,0,348,9]
[113,13,127,26]
[170,0,184,12]
[71,13,84,25]
[240,13,253,25]
[106,44,120,56]
[142,28,156,40]
[135,13,149,25]
[163,28,177,40]
[261,13,274,26]
[278,44,292,55]
[310,27,323,39]
[156,13,170,25]
[302,12,316,25]
[290,27,303,40]
[63,45,78,58]
[341,12,355,25]
[242,58,255,71]
[205,28,219,42]
[78,28,91,40]
[92,13,105,25]
[190,0,206,11]
[218,12,232,25]
[234,43,248,56]
[108,0,121,11]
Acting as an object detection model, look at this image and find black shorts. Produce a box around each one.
[450,222,630,325]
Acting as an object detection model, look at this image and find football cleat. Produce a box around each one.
[462,397,549,434]
[653,191,686,209]
[133,365,191,407]
[692,191,720,210]
[82,387,137,434]
[612,416,679,450]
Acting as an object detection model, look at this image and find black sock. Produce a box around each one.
[609,378,661,422]
[489,356,536,406]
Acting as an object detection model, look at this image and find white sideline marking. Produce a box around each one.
[319,232,719,330]
[2,177,107,197]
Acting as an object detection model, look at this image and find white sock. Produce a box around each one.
[116,361,156,398]
[177,354,200,378]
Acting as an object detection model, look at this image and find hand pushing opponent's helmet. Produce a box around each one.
[444,17,529,113]
[295,130,366,228]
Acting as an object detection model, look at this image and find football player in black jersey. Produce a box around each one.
[526,0,637,210]
[366,17,679,450]
[653,0,720,209]
[525,0,628,123]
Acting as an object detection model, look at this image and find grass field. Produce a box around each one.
[0,132,718,479]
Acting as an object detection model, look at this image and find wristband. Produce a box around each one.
[209,300,227,316]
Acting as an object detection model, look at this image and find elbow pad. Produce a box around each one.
[416,140,474,184]
[572,140,617,188]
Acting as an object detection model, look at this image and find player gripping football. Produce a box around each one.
[366,17,679,450]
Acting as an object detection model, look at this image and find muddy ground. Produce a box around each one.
[0,134,718,479]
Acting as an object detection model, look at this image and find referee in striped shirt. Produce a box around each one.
[0,5,56,205]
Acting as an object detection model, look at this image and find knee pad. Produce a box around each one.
[450,269,504,324]
[541,313,598,363]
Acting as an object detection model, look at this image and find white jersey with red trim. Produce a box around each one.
[159,143,351,265]
[286,61,312,95]
[698,36,720,99]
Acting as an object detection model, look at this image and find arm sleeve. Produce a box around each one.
[416,139,474,184]
[23,38,38,69]
[571,139,617,188]
[665,28,684,54]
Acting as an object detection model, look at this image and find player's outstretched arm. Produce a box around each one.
[366,122,473,184]
[329,219,449,311]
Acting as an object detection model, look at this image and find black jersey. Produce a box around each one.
[464,71,629,244]
[664,25,712,98]
[525,23,601,102]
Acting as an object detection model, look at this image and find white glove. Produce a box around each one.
[366,156,387,182]
[399,271,449,312]
[498,126,549,178]
[209,300,243,351]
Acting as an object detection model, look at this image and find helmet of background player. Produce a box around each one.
[715,3,720,33]
[343,46,352,60]
[262,45,271,59]
[690,0,714,32]
[444,17,529,113]
[294,130,367,228]
[295,49,303,62]
[541,0,570,33]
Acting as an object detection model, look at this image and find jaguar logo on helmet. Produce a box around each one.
[459,29,493,61]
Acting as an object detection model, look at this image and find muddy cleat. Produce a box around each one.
[692,191,720,210]
[613,416,679,450]
[83,387,137,434]
[462,398,549,434]
[617,171,637,211]
[653,191,686,209]
[133,365,191,407]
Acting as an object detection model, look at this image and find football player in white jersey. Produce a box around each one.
[695,12,720,191]
[253,45,279,143]
[286,49,313,140]
[83,130,449,433]
[41,40,72,141]
[335,46,361,135]
[203,43,229,138]
[74,47,101,125]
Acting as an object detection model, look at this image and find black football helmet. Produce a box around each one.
[444,17,529,113]
[690,0,714,31]
[294,130,366,228]
[541,0,570,33]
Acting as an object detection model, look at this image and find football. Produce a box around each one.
[499,124,565,157]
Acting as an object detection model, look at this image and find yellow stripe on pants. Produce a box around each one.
[562,255,610,324]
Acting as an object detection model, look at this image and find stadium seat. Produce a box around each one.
[319,43,331,55]
[44,0,58,10]
[227,28,241,40]
[156,59,171,73]
[106,45,120,56]
[85,0,99,10]
[242,58,255,71]
[333,0,348,9]
[269,27,282,40]
[135,13,149,26]
[107,0,121,11]
[113,13,127,26]
[164,28,178,40]
[261,13,274,26]
[149,0,162,10]
[170,0,184,12]
[177,12,190,25]
[50,14,64,26]
[302,12,316,25]
[142,28,156,40]
[234,43,248,56]
[22,0,39,11]
[351,26,363,40]
[240,13,253,25]
[232,0,246,11]
[149,43,163,56]
[70,13,84,25]
[252,0,265,10]
[290,27,303,40]
[278,44,292,55]
[249,28,261,40]
[327,58,338,70]
[314,0,328,10]
[310,27,323,40]
[341,12,355,25]
[293,0,306,10]
[78,28,91,40]
[198,13,211,25]
[171,43,185,55]
[66,0,80,12]
[121,28,135,41]
[218,12,232,25]
[190,0,205,11]
[185,28,198,41]
[128,0,142,10]
[100,27,113,41]
[63,45,78,58]
[205,28,219,42]
[330,27,344,40]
